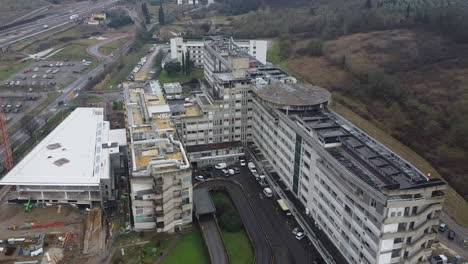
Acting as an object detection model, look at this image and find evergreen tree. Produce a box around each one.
[158,2,165,25]
[142,3,150,24]
[406,4,411,20]
[181,51,186,74]
[186,50,193,74]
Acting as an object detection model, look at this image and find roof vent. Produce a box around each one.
[54,158,70,167]
[47,143,61,150]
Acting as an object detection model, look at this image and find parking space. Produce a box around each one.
[193,161,323,263]
[2,60,90,90]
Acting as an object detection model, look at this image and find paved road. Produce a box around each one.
[195,179,273,264]
[0,37,134,165]
[86,33,134,61]
[0,0,118,48]
[138,44,165,74]
[199,217,229,264]
[438,212,468,259]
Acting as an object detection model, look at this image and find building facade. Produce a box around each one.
[171,36,446,263]
[124,82,193,232]
[170,36,268,66]
[0,108,127,207]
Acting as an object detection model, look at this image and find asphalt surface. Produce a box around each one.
[0,36,134,165]
[438,212,468,259]
[86,33,133,61]
[199,217,229,264]
[0,0,118,48]
[195,165,323,264]
[195,179,273,264]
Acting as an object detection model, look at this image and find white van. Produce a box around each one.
[215,163,227,169]
[263,188,273,198]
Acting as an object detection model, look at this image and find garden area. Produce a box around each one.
[211,191,254,264]
[160,229,210,264]
[159,60,203,85]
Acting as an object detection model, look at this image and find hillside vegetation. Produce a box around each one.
[217,0,468,223]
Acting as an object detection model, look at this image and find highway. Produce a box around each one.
[0,0,119,48]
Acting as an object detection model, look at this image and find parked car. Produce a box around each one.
[194,175,205,181]
[292,227,300,236]
[448,231,456,240]
[221,169,229,176]
[263,187,273,198]
[233,167,240,174]
[438,223,448,233]
[295,232,306,240]
[240,159,246,167]
[215,163,227,169]
[228,169,235,175]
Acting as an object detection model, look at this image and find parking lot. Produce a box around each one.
[2,60,90,90]
[193,161,323,264]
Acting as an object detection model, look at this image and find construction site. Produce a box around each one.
[0,106,128,264]
[0,200,107,264]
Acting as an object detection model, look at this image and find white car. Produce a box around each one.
[228,169,235,175]
[295,232,306,240]
[31,74,37,79]
[240,159,246,166]
[194,175,205,181]
[215,163,227,169]
[221,169,229,176]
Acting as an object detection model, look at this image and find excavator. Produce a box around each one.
[24,198,32,212]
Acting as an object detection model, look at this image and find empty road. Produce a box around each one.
[199,217,229,264]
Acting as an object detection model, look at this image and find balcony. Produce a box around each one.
[384,203,443,224]
[382,219,438,239]
[404,248,431,264]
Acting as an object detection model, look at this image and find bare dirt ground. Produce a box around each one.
[0,203,85,239]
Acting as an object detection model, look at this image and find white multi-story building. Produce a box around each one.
[177,0,199,5]
[170,36,268,66]
[0,108,127,207]
[172,36,446,263]
[125,81,192,232]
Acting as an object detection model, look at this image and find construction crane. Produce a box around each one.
[0,105,13,170]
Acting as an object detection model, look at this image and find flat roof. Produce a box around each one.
[255,81,331,107]
[0,108,116,186]
[193,188,216,216]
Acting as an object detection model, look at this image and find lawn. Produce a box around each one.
[49,44,96,64]
[160,229,210,264]
[222,231,254,264]
[266,39,289,71]
[95,43,152,91]
[159,68,204,84]
[0,60,32,81]
[98,37,130,55]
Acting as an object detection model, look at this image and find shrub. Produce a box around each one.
[220,209,243,232]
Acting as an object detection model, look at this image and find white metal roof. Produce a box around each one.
[0,108,115,186]
[147,105,171,115]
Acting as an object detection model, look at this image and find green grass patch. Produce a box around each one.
[98,37,130,55]
[0,61,33,81]
[160,229,210,264]
[159,68,203,84]
[222,231,254,264]
[49,44,96,65]
[266,39,290,71]
[97,43,152,91]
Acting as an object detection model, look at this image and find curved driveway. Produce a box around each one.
[199,217,229,264]
[86,33,133,61]
[195,179,273,264]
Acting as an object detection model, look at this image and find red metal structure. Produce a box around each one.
[0,105,13,170]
